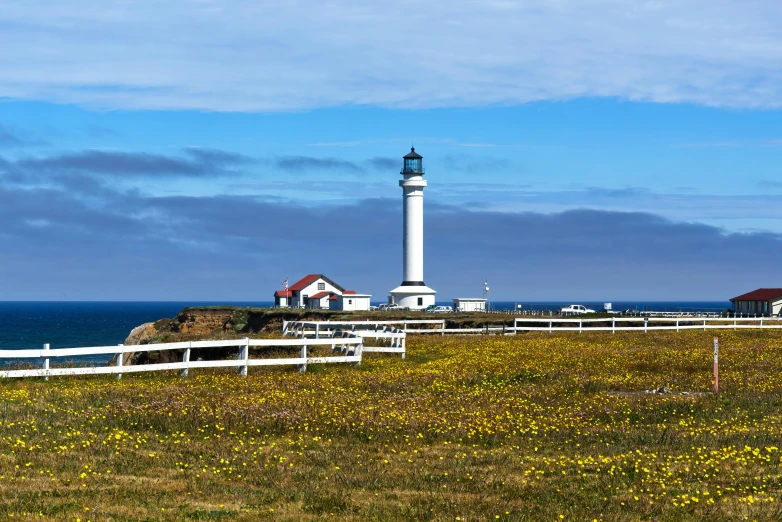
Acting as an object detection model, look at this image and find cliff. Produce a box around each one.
[123,306,514,345]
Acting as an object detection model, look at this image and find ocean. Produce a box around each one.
[0,301,732,352]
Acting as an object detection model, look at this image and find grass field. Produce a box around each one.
[1,331,781,521]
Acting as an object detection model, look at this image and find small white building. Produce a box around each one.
[274,290,291,308]
[329,291,372,311]
[730,288,782,316]
[452,298,487,313]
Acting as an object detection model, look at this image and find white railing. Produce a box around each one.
[512,316,782,333]
[0,336,363,379]
[284,321,408,357]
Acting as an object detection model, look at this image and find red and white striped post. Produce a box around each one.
[713,337,719,393]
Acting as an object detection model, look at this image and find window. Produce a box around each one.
[418,297,423,306]
[348,300,352,305]
[318,282,325,291]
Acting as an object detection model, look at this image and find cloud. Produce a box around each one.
[274,156,363,173]
[367,157,398,171]
[0,179,780,300]
[0,123,45,147]
[0,125,23,146]
[1,1,782,110]
[12,148,254,179]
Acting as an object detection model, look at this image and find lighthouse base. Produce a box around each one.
[388,285,437,310]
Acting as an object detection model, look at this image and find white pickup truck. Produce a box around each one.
[559,304,596,316]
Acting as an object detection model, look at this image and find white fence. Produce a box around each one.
[283,321,408,357]
[0,336,364,379]
[284,317,782,338]
[512,316,782,333]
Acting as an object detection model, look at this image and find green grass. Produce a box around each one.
[0,330,781,520]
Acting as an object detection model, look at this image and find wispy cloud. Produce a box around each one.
[2,1,782,111]
[8,148,255,183]
[273,156,363,173]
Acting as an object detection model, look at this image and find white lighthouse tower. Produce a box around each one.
[389,147,436,310]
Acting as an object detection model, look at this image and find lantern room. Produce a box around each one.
[402,147,423,174]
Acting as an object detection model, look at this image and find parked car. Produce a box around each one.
[430,306,453,313]
[559,304,596,316]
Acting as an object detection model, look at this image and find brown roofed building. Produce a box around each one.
[730,288,782,316]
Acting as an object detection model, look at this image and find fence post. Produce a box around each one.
[734,317,737,330]
[180,342,191,378]
[713,337,719,393]
[282,320,289,336]
[116,344,123,380]
[299,344,307,373]
[644,317,648,333]
[238,338,249,376]
[676,319,679,332]
[549,320,552,334]
[402,335,406,359]
[355,339,362,366]
[579,319,582,334]
[315,324,320,339]
[43,343,50,381]
[612,318,615,334]
[703,319,706,331]
[442,320,445,336]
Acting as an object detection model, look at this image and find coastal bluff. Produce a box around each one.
[122,306,510,346]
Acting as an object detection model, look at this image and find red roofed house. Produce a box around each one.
[274,274,371,310]
[730,288,782,316]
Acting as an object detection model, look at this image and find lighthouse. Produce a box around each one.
[389,147,437,310]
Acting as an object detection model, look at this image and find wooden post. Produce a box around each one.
[299,344,307,373]
[441,320,445,336]
[238,338,249,376]
[703,319,706,331]
[180,342,191,378]
[713,337,719,393]
[116,344,123,380]
[549,320,552,334]
[676,319,679,332]
[644,317,648,333]
[612,318,615,334]
[43,343,50,381]
[578,319,582,334]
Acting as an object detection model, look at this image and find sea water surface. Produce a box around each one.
[0,302,272,365]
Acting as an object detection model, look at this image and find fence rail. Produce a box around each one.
[0,336,364,379]
[512,316,782,333]
[284,321,408,357]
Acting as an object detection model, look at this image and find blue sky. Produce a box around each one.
[1,1,782,301]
